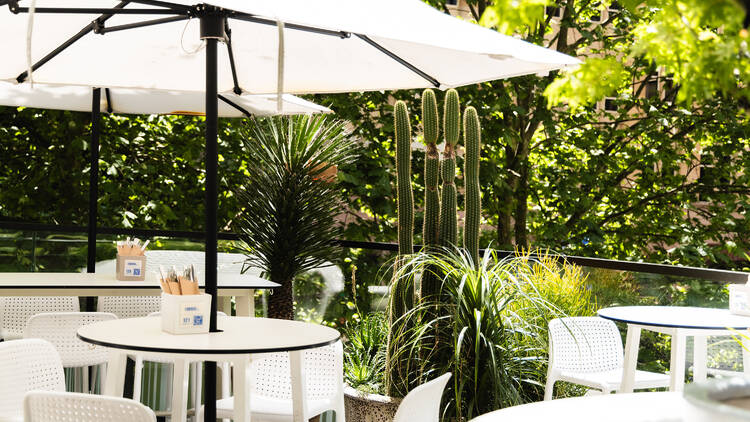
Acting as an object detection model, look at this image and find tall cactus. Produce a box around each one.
[386,100,415,397]
[463,106,481,266]
[421,89,441,300]
[439,89,460,247]
[395,101,414,257]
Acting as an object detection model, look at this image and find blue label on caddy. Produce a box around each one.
[193,315,203,326]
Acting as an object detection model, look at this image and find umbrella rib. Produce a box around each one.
[224,21,243,95]
[104,88,113,113]
[14,0,131,83]
[218,94,252,118]
[12,7,188,14]
[95,15,188,34]
[355,34,440,88]
[231,13,350,39]
[124,0,191,11]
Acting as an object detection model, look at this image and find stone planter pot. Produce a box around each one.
[684,377,750,422]
[344,385,402,422]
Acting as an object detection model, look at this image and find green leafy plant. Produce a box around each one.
[343,312,388,394]
[234,115,356,320]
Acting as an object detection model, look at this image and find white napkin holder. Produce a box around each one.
[161,293,211,334]
[729,283,750,316]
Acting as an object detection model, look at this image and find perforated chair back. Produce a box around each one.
[24,312,117,368]
[251,341,342,401]
[0,339,65,419]
[393,373,451,422]
[24,390,156,422]
[98,296,161,319]
[548,317,624,373]
[0,296,78,340]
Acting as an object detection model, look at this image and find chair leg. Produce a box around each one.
[134,356,144,402]
[192,362,202,418]
[83,366,89,394]
[544,377,555,401]
[171,359,190,422]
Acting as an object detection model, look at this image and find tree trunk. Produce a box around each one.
[267,277,294,320]
[514,158,529,249]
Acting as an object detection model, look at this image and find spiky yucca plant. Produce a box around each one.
[234,115,355,320]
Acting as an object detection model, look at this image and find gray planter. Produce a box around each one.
[344,385,402,422]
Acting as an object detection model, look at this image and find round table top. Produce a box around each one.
[598,306,750,330]
[470,392,684,422]
[78,316,340,355]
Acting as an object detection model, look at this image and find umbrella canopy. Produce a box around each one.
[0,0,579,93]
[0,82,330,116]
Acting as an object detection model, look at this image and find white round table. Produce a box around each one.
[470,392,685,422]
[78,316,340,422]
[598,306,750,393]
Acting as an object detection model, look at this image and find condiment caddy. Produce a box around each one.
[159,265,211,334]
[115,238,149,281]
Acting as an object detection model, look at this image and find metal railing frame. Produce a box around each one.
[1,220,747,284]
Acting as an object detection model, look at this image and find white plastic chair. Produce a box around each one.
[97,296,162,405]
[393,373,452,422]
[24,312,117,394]
[545,317,670,400]
[0,296,78,340]
[200,341,345,422]
[97,295,161,319]
[24,390,156,422]
[143,311,230,421]
[0,339,66,421]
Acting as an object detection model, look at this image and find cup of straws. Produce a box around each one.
[159,265,211,334]
[115,238,149,281]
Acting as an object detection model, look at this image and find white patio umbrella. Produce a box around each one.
[0,81,331,116]
[0,1,579,417]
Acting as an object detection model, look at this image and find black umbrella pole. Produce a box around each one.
[204,36,219,422]
[87,87,101,275]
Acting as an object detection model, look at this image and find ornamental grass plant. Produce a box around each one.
[378,248,594,419]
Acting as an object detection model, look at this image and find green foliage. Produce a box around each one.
[627,0,750,104]
[344,312,388,394]
[385,264,415,396]
[545,57,630,110]
[233,115,355,320]
[480,0,550,35]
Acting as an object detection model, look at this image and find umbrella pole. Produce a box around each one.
[87,88,100,278]
[204,18,221,421]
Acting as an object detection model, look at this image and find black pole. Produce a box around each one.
[87,88,100,274]
[202,9,223,418]
[205,40,219,335]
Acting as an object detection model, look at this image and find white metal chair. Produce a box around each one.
[393,373,451,422]
[0,296,79,340]
[24,312,117,394]
[0,339,66,421]
[200,341,345,422]
[24,390,156,422]
[545,317,670,400]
